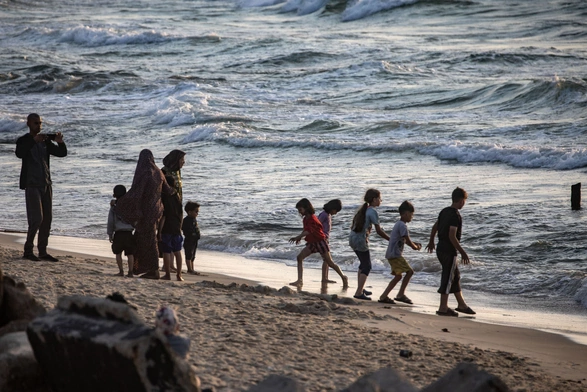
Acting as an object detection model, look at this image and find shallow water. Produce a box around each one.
[0,0,586,316]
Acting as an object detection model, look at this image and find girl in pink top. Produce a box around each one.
[289,198,348,288]
[318,199,343,284]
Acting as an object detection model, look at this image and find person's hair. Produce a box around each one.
[295,198,315,215]
[113,184,127,199]
[451,187,468,203]
[27,113,40,122]
[398,200,414,214]
[323,199,342,213]
[165,175,176,188]
[352,189,380,233]
[184,201,200,213]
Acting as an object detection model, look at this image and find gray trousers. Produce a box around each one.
[24,186,52,255]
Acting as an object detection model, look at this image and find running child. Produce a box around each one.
[318,199,343,284]
[289,198,348,288]
[378,201,421,304]
[349,189,390,300]
[107,185,136,277]
[182,201,201,275]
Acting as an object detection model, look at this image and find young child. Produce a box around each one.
[182,201,201,275]
[289,198,348,288]
[349,189,389,300]
[378,201,422,304]
[158,176,184,281]
[318,199,343,284]
[107,185,136,277]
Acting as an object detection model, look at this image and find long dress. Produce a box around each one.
[116,149,174,275]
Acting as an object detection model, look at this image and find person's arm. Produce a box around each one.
[374,224,390,241]
[404,235,422,251]
[157,216,165,241]
[107,208,115,242]
[15,134,38,158]
[289,230,309,245]
[426,220,438,253]
[448,226,469,264]
[47,133,67,157]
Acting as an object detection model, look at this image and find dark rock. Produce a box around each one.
[0,331,48,392]
[247,374,306,392]
[27,295,200,392]
[0,273,46,337]
[421,362,509,392]
[341,366,418,392]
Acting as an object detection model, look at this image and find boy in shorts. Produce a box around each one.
[107,185,136,277]
[159,176,184,281]
[426,187,476,316]
[378,201,421,304]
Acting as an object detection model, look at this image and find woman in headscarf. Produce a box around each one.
[161,149,186,203]
[116,149,175,279]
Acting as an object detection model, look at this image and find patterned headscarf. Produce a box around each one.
[162,149,186,172]
[155,305,179,336]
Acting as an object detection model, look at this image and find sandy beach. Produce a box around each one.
[1,232,585,392]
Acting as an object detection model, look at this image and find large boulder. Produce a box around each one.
[27,295,200,392]
[421,362,509,392]
[247,374,306,392]
[0,271,46,337]
[341,365,418,392]
[0,331,48,392]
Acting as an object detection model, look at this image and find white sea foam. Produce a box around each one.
[57,25,173,46]
[239,0,286,7]
[181,124,587,170]
[341,0,419,22]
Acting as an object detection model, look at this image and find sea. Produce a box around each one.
[0,0,586,335]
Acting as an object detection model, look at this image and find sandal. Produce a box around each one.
[455,306,476,315]
[378,297,395,304]
[363,289,372,296]
[394,295,413,305]
[436,309,458,317]
[353,293,372,301]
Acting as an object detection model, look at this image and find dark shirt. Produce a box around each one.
[436,206,462,256]
[15,133,67,189]
[161,193,183,235]
[182,215,200,242]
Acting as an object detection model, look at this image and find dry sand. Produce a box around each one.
[0,234,585,391]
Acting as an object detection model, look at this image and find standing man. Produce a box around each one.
[426,187,476,316]
[15,113,67,262]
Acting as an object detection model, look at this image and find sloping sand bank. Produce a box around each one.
[0,234,585,391]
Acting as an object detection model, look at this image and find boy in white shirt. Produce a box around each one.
[378,201,421,304]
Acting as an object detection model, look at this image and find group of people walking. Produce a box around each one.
[16,113,474,317]
[289,187,475,317]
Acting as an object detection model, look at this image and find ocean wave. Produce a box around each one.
[182,124,587,170]
[281,0,328,15]
[341,0,419,22]
[50,25,175,47]
[238,0,286,7]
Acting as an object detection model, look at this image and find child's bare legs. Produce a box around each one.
[174,250,184,281]
[290,246,312,286]
[321,253,348,287]
[127,255,134,277]
[354,272,368,297]
[115,254,124,276]
[380,274,402,300]
[396,269,414,298]
[162,253,172,280]
[321,262,336,283]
